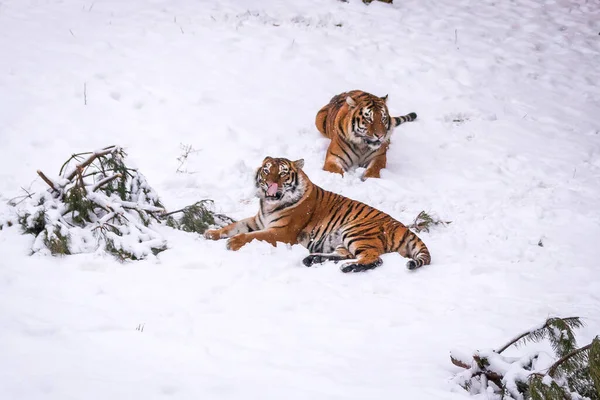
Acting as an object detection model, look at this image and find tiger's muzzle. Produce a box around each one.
[264,181,284,201]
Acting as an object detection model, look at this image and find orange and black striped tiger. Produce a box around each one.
[316,90,417,180]
[204,157,431,272]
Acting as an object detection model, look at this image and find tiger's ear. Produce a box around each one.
[262,156,273,164]
[293,159,305,169]
[381,94,388,103]
[346,96,357,108]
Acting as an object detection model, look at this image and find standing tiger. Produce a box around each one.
[204,157,431,273]
[315,90,417,180]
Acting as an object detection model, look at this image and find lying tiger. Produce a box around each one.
[315,90,417,180]
[204,157,431,272]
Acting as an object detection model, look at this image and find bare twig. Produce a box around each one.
[83,82,87,105]
[161,207,188,217]
[176,143,199,173]
[455,29,458,49]
[91,173,121,192]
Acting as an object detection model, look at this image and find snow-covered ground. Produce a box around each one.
[1,0,599,398]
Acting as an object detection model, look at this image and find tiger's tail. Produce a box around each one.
[394,225,431,270]
[392,112,417,127]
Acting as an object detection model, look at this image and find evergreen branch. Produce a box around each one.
[548,343,592,378]
[408,210,451,233]
[65,146,117,181]
[496,317,582,354]
[590,337,600,396]
[59,152,90,176]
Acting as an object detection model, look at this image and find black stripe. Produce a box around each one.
[395,229,410,251]
[258,210,264,227]
[269,215,287,224]
[346,141,360,158]
[390,228,398,250]
[337,203,357,225]
[331,152,349,169]
[353,204,373,220]
[315,203,345,238]
[354,245,377,256]
[346,234,377,250]
[338,144,355,165]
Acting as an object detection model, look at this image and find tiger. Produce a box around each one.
[204,157,431,273]
[315,90,417,180]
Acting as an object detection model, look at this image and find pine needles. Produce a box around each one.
[6,145,234,261]
[164,200,235,234]
[408,210,451,233]
[451,316,600,400]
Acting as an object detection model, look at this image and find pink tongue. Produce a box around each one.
[267,183,278,196]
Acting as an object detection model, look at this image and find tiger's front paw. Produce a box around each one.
[361,169,381,181]
[204,229,222,240]
[226,233,249,251]
[323,162,345,176]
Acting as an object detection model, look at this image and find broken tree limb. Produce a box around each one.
[91,174,122,192]
[65,146,117,181]
[37,170,59,192]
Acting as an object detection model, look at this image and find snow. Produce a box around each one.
[1,0,599,399]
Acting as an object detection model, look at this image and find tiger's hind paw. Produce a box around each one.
[303,254,348,267]
[303,255,325,267]
[340,258,383,273]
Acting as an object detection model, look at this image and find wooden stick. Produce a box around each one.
[65,146,117,181]
[450,355,470,369]
[91,174,121,192]
[37,170,59,192]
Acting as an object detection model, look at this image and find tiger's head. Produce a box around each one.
[346,94,394,149]
[255,157,306,204]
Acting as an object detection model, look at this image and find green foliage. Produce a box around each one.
[104,238,136,262]
[529,375,569,400]
[408,210,451,233]
[10,145,232,261]
[512,317,583,356]
[453,317,599,400]
[590,337,600,397]
[547,317,584,358]
[165,200,235,234]
[18,209,46,236]
[101,148,130,200]
[44,228,70,256]
[14,146,168,260]
[65,184,94,226]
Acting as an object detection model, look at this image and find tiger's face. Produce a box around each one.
[255,157,306,204]
[347,95,392,149]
